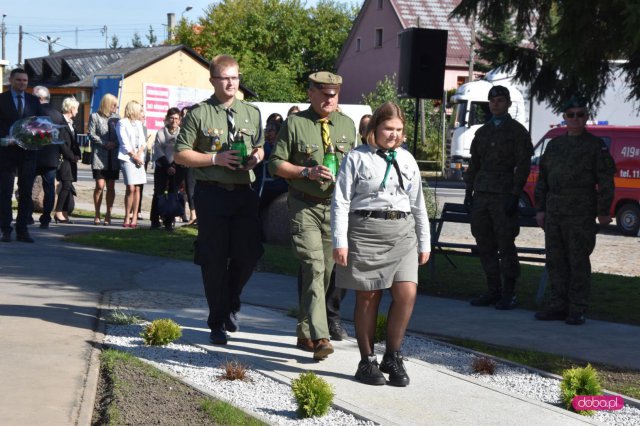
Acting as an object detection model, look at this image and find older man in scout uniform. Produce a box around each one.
[175,54,264,345]
[534,96,615,325]
[269,71,357,360]
[464,85,533,310]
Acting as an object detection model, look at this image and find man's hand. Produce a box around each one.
[418,252,430,265]
[308,165,334,182]
[597,215,612,226]
[214,150,242,170]
[504,194,520,216]
[536,211,545,229]
[463,190,474,213]
[333,248,348,266]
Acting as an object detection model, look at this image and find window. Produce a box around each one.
[377,0,383,9]
[356,37,361,52]
[375,28,383,48]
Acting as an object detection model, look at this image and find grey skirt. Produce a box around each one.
[336,212,418,291]
[120,160,148,185]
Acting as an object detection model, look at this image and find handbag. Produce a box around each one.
[81,149,92,165]
[157,191,186,218]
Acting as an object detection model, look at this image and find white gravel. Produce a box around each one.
[104,320,640,426]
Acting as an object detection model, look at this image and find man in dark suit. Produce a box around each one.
[0,68,43,242]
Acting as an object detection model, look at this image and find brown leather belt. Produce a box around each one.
[197,181,251,191]
[355,210,410,220]
[290,189,332,205]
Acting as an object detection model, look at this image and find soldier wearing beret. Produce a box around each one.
[269,71,357,360]
[534,97,616,325]
[174,54,264,345]
[464,85,533,310]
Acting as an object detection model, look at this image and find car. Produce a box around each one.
[522,125,640,236]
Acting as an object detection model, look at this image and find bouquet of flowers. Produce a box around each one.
[0,116,65,150]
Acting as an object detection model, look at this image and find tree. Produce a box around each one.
[362,75,442,167]
[146,26,157,47]
[450,0,640,111]
[173,0,355,101]
[131,32,144,48]
[109,35,121,49]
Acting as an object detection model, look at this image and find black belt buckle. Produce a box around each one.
[387,211,398,220]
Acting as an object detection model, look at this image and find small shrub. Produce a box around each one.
[471,356,497,375]
[374,314,387,343]
[105,309,145,325]
[291,371,334,418]
[560,364,603,416]
[218,359,249,381]
[141,318,182,346]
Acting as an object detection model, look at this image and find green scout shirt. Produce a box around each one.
[268,107,356,198]
[534,131,616,217]
[174,96,263,184]
[464,114,533,195]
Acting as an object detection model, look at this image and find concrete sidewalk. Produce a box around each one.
[0,221,637,424]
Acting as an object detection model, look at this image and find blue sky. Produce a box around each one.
[1,0,212,67]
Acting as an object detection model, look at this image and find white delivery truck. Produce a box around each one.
[445,67,640,179]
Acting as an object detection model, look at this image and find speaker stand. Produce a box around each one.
[412,97,420,157]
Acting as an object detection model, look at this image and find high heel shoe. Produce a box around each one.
[103,214,111,226]
[94,218,101,225]
[55,217,72,224]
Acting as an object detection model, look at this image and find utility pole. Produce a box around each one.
[101,25,108,48]
[167,13,176,41]
[18,25,23,65]
[39,35,60,55]
[468,13,476,82]
[1,14,6,61]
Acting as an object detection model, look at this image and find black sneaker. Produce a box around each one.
[380,351,410,387]
[225,312,239,333]
[209,327,228,345]
[470,292,501,306]
[495,294,517,310]
[354,355,385,386]
[565,312,586,325]
[534,310,567,321]
[329,322,348,341]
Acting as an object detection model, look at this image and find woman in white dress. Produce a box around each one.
[116,100,147,228]
[332,102,430,387]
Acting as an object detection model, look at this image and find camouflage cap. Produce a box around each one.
[488,85,510,100]
[309,71,342,95]
[561,96,588,112]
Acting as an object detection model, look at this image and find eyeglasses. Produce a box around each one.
[212,76,240,82]
[565,112,587,118]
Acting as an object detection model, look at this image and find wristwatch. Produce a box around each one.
[300,167,310,179]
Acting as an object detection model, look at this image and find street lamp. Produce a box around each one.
[181,6,193,18]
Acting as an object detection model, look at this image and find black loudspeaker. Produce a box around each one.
[398,28,448,99]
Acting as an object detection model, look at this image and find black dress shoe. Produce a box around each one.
[209,328,228,345]
[495,294,517,310]
[534,310,567,321]
[39,223,49,229]
[224,312,239,333]
[1,233,11,243]
[470,292,501,306]
[329,322,349,341]
[16,233,35,243]
[565,312,586,325]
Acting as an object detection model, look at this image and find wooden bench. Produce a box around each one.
[429,202,548,304]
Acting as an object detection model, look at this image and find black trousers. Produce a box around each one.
[297,265,346,324]
[194,182,263,330]
[150,165,186,227]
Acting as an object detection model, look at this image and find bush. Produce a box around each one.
[291,371,334,418]
[105,309,145,325]
[471,356,497,375]
[560,364,602,416]
[374,314,387,343]
[141,319,182,346]
[219,359,249,381]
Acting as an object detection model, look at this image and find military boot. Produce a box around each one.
[495,278,517,310]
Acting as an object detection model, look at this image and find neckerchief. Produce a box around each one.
[376,149,404,190]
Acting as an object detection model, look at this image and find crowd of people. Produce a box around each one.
[0,58,615,388]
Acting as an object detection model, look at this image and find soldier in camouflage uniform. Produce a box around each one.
[534,97,615,325]
[269,72,357,360]
[175,55,264,345]
[464,86,533,310]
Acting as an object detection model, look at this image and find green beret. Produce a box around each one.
[309,71,342,95]
[561,96,588,111]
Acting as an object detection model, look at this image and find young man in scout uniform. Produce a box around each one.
[464,85,533,310]
[174,54,264,345]
[269,71,357,360]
